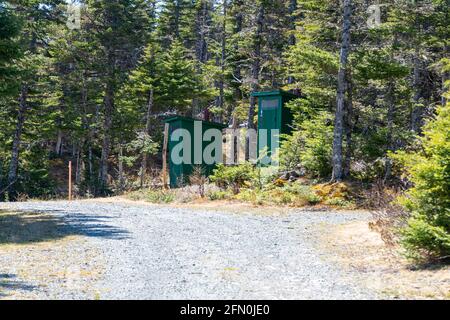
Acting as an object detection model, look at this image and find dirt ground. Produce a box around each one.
[315,220,450,300]
[0,210,105,300]
[87,196,355,217]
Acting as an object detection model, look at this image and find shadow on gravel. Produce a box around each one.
[408,259,450,271]
[0,273,36,298]
[0,210,129,245]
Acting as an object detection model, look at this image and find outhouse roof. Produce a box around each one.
[251,90,299,99]
[164,116,228,128]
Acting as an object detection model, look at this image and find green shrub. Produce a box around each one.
[207,190,232,201]
[306,193,322,205]
[391,105,450,261]
[262,189,292,205]
[324,198,354,208]
[235,189,260,204]
[210,163,257,194]
[147,190,175,203]
[283,182,322,205]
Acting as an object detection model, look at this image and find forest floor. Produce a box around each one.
[0,199,448,300]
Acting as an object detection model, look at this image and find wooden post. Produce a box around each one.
[68,161,72,201]
[162,123,170,189]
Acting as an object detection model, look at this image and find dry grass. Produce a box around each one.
[0,211,105,300]
[315,221,450,300]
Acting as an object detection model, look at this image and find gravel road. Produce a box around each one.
[0,201,378,300]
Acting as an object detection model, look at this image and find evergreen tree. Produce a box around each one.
[157,0,197,48]
[84,0,152,193]
[0,2,21,96]
[391,99,450,261]
[1,0,64,199]
[158,39,203,113]
[0,2,22,196]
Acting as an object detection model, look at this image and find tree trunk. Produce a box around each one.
[54,83,68,157]
[55,130,63,156]
[246,3,264,160]
[174,0,181,39]
[118,144,124,193]
[343,70,354,178]
[75,141,84,186]
[0,157,2,196]
[384,82,395,183]
[99,80,115,194]
[383,35,400,183]
[248,4,264,130]
[7,84,28,199]
[88,146,93,192]
[230,1,242,162]
[331,0,352,182]
[411,48,423,133]
[0,157,3,200]
[230,0,243,127]
[79,78,94,193]
[215,0,227,123]
[196,0,209,64]
[193,0,210,117]
[442,45,448,106]
[287,0,297,85]
[140,89,154,189]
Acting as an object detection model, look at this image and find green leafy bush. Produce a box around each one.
[391,105,450,261]
[210,163,257,194]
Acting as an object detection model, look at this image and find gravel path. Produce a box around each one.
[0,201,378,300]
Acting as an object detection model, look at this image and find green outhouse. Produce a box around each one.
[164,116,227,188]
[251,90,299,163]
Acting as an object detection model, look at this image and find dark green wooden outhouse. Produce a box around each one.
[251,90,299,163]
[164,116,227,188]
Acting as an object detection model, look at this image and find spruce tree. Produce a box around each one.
[84,0,151,193]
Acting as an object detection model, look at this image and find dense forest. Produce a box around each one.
[0,1,449,258]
